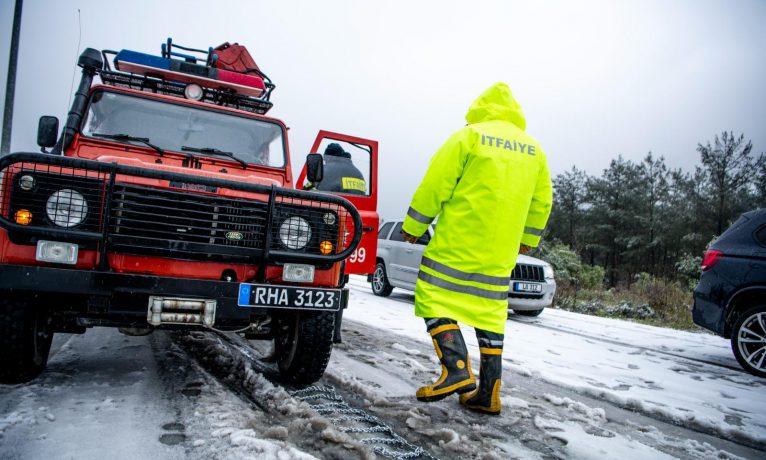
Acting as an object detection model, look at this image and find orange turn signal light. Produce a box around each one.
[14,209,32,225]
[319,240,333,255]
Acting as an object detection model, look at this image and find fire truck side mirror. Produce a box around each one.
[306,153,324,184]
[37,116,59,150]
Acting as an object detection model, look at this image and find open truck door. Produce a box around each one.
[298,130,379,277]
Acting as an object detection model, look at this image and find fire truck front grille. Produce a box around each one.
[0,153,363,266]
[511,264,545,282]
[109,184,268,260]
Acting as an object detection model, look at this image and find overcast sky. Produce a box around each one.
[1,0,765,219]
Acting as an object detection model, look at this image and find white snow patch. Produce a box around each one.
[228,429,318,459]
[535,416,676,459]
[501,395,530,410]
[391,342,422,355]
[543,394,607,423]
[264,426,289,440]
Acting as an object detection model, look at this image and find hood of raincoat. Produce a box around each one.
[465,82,526,131]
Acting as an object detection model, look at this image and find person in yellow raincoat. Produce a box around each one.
[401,82,552,414]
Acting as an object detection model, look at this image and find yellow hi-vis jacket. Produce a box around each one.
[402,82,552,333]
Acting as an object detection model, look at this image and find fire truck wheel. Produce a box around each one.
[0,296,54,384]
[274,310,335,386]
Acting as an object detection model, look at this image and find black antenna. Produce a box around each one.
[1,0,23,155]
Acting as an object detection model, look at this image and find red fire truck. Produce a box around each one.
[0,40,379,385]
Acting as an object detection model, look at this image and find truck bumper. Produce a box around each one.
[0,264,349,330]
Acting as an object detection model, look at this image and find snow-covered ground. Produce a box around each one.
[0,329,326,460]
[332,276,766,459]
[343,276,766,447]
[1,275,764,459]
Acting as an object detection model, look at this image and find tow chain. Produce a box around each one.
[292,386,437,460]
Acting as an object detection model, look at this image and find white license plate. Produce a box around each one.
[238,284,341,311]
[514,282,542,293]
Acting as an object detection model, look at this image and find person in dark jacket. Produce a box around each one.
[314,143,367,195]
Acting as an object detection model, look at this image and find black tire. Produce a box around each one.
[0,296,54,384]
[731,305,766,378]
[275,310,335,386]
[371,261,393,297]
[514,309,544,317]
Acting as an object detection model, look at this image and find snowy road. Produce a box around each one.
[0,276,764,459]
[337,276,766,459]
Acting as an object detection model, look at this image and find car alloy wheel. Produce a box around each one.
[371,262,393,297]
[731,305,766,378]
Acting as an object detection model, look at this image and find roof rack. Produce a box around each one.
[161,38,215,66]
[97,41,275,115]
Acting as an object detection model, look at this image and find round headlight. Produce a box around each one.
[184,83,204,101]
[18,175,36,191]
[279,216,311,250]
[46,189,88,227]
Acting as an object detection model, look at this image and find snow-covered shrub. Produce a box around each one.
[675,253,702,289]
[605,302,656,319]
[573,300,606,315]
[537,243,604,289]
[579,264,605,290]
[537,243,581,286]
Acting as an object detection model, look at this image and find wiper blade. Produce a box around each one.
[181,146,248,168]
[93,133,165,157]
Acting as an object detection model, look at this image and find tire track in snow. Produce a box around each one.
[172,330,438,460]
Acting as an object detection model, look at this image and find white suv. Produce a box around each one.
[370,220,556,316]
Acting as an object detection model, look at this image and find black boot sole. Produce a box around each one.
[416,382,476,402]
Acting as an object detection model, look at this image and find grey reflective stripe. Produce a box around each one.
[425,318,442,328]
[478,338,504,348]
[524,226,544,237]
[421,256,509,286]
[407,207,435,225]
[425,317,453,329]
[418,271,508,301]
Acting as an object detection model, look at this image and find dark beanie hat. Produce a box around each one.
[325,143,349,158]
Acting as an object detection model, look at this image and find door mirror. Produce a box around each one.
[37,116,59,148]
[306,153,324,184]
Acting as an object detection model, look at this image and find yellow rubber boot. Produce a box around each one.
[416,321,476,402]
[460,329,503,415]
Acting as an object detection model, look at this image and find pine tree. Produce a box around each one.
[585,156,642,286]
[637,153,670,273]
[697,132,757,234]
[549,166,588,251]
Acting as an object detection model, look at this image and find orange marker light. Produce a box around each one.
[15,209,33,225]
[320,240,333,255]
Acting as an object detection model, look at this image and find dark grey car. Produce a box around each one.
[692,209,766,377]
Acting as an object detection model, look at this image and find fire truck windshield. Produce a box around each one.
[81,90,286,168]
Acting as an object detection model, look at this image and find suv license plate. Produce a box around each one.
[238,284,341,311]
[514,282,542,293]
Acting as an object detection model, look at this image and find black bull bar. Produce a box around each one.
[0,152,363,268]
